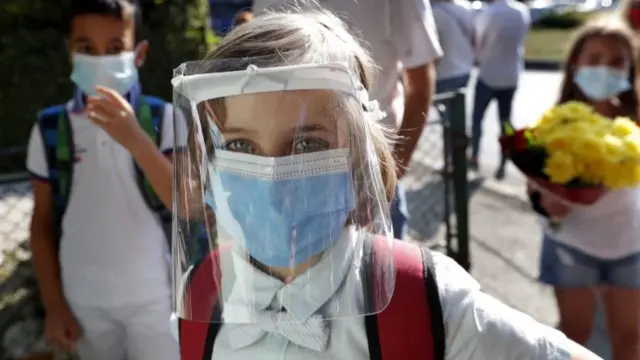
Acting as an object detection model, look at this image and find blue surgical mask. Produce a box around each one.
[207,149,356,268]
[573,65,631,101]
[70,52,139,96]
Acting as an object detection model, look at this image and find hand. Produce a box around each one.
[87,86,146,152]
[540,192,572,219]
[45,303,82,352]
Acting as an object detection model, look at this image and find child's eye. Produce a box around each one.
[107,45,125,55]
[75,44,96,55]
[224,139,255,154]
[293,138,330,153]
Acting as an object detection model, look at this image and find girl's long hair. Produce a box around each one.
[558,16,640,118]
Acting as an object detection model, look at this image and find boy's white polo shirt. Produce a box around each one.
[26,100,183,306]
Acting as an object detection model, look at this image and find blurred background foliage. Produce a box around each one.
[0,0,216,173]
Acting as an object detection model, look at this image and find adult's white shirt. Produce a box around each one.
[252,0,443,132]
[475,0,531,88]
[432,0,475,80]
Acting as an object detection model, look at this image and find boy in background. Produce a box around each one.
[26,1,179,359]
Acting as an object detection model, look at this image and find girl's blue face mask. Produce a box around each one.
[70,51,139,96]
[206,148,356,268]
[573,65,631,101]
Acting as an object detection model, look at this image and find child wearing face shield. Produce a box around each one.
[171,8,601,360]
[530,17,640,360]
[25,0,180,359]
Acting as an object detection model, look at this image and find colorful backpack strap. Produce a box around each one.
[178,239,446,360]
[37,105,75,245]
[364,240,445,360]
[178,243,229,360]
[135,95,166,212]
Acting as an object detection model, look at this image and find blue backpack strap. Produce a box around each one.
[37,105,75,246]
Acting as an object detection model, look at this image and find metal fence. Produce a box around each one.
[0,90,471,357]
[405,90,470,270]
[0,147,47,359]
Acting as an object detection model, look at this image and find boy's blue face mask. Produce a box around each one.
[573,65,631,101]
[70,51,139,96]
[206,148,356,268]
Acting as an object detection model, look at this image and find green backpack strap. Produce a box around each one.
[135,96,175,249]
[135,96,166,212]
[135,96,210,261]
[38,106,75,246]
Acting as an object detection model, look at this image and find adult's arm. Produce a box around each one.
[394,0,443,177]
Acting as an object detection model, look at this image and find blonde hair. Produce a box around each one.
[197,9,398,201]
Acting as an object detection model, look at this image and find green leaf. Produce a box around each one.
[503,122,515,136]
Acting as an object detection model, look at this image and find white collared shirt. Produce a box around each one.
[433,1,475,80]
[26,100,183,306]
[252,0,443,131]
[474,0,531,88]
[201,229,573,360]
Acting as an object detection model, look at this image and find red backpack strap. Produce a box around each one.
[365,240,445,360]
[178,243,231,360]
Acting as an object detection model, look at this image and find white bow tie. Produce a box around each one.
[228,310,329,352]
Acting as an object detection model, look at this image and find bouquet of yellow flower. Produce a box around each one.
[499,101,640,204]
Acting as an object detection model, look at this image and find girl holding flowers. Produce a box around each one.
[533,17,640,360]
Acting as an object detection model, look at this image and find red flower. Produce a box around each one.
[512,129,528,151]
[499,128,529,154]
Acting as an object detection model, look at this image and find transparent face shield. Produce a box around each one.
[171,59,396,323]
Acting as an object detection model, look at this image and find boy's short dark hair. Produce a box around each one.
[70,0,143,41]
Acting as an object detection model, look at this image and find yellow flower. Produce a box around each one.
[570,135,606,162]
[556,101,594,119]
[528,101,640,188]
[544,151,578,184]
[602,135,625,162]
[622,136,640,157]
[544,133,572,152]
[612,117,639,138]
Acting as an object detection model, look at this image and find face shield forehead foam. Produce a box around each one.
[171,59,396,324]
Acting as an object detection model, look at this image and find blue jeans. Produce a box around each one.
[539,236,640,289]
[471,79,517,159]
[436,74,470,94]
[390,184,409,240]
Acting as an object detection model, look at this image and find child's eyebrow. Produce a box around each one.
[73,37,92,44]
[107,37,125,44]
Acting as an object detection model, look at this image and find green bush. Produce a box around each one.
[0,0,215,173]
[533,10,593,30]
